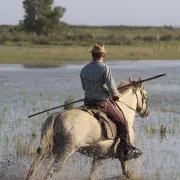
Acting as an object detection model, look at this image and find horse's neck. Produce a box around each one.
[117,89,137,127]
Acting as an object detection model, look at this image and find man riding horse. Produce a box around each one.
[80,44,142,161]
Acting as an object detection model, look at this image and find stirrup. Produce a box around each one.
[131,147,143,159]
[107,146,116,158]
[120,147,143,161]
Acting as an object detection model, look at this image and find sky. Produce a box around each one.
[0,0,180,26]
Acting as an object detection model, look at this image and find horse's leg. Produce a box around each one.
[120,160,130,179]
[89,158,103,180]
[44,133,79,179]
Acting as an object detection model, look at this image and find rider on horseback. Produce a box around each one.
[80,44,142,161]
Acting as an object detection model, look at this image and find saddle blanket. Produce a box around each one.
[79,106,117,140]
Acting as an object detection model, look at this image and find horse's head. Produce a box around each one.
[130,78,149,118]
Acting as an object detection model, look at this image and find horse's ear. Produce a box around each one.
[129,77,132,82]
[138,77,143,87]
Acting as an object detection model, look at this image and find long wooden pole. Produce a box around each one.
[28,73,165,118]
[119,73,166,89]
[28,99,84,118]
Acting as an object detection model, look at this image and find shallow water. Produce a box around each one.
[0,60,180,180]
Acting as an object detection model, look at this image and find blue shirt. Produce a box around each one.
[80,61,119,100]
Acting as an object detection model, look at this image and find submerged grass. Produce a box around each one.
[142,116,180,138]
[155,168,161,180]
[63,95,74,110]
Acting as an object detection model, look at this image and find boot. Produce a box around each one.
[118,141,143,161]
[107,136,119,158]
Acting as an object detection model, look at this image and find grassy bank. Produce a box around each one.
[1,25,180,65]
[0,41,180,64]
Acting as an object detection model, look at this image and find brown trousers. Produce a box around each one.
[84,99,131,149]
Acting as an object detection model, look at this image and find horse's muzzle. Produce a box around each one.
[144,107,150,117]
[140,107,150,118]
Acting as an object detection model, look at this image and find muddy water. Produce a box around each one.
[0,60,180,180]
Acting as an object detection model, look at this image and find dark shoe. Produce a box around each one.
[37,147,41,154]
[107,146,115,158]
[118,146,143,161]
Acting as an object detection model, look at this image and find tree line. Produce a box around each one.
[0,0,180,46]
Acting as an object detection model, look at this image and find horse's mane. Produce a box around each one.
[118,80,140,94]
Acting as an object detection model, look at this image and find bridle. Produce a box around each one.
[134,87,148,117]
[117,86,148,118]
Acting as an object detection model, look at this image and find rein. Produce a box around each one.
[117,100,137,112]
[117,87,146,117]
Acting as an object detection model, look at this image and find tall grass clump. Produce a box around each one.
[0,32,12,44]
[107,34,133,45]
[63,95,74,110]
[159,34,173,41]
[15,135,28,156]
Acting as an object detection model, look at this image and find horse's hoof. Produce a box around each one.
[119,172,131,179]
[119,175,129,180]
[107,148,116,159]
[120,172,142,180]
[37,147,41,154]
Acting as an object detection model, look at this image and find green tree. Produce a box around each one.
[22,0,66,35]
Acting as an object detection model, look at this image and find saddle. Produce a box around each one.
[79,106,117,140]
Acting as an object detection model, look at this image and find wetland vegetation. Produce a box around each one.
[0,61,180,179]
[1,25,180,65]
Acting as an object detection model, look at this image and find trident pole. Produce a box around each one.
[28,73,166,118]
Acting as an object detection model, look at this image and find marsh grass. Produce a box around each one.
[142,116,180,138]
[28,132,38,155]
[16,118,23,127]
[16,136,23,156]
[1,25,180,69]
[0,118,5,126]
[159,125,167,138]
[1,25,180,46]
[155,168,161,180]
[15,135,29,156]
[63,95,74,110]
[1,41,180,64]
[4,135,9,153]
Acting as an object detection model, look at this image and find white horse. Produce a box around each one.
[26,80,149,180]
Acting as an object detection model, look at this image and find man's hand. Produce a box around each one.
[112,95,119,101]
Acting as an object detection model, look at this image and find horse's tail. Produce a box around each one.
[40,113,59,156]
[26,113,60,180]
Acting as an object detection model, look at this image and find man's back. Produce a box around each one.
[80,61,118,100]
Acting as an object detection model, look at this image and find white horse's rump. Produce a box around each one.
[26,82,149,180]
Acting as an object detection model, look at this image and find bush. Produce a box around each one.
[134,36,141,40]
[66,33,94,42]
[175,35,180,41]
[107,34,133,45]
[32,35,50,45]
[11,32,25,42]
[159,34,173,41]
[0,32,12,43]
[142,35,157,42]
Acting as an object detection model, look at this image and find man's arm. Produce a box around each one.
[103,65,119,99]
[80,72,85,90]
